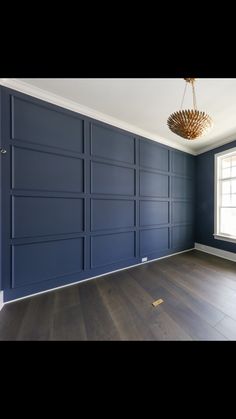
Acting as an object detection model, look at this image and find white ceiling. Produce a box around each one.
[15,78,236,154]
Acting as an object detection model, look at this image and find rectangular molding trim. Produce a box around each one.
[0,78,194,155]
[4,248,194,304]
[0,292,4,311]
[195,242,236,262]
[1,79,236,156]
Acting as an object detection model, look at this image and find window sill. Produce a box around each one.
[213,234,236,244]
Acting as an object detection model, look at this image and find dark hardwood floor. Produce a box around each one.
[0,250,236,341]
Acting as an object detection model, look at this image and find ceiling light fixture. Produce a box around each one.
[167,78,213,140]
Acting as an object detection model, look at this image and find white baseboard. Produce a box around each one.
[4,248,194,304]
[0,292,4,311]
[195,243,236,262]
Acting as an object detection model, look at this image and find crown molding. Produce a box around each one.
[2,79,235,157]
[195,134,236,155]
[0,78,195,155]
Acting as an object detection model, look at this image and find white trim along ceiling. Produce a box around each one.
[1,78,236,155]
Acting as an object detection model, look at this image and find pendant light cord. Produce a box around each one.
[191,79,197,110]
[180,81,187,109]
[180,79,198,110]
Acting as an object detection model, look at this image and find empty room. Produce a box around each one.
[0,78,235,341]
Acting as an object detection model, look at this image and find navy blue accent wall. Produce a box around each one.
[196,140,236,253]
[0,86,195,301]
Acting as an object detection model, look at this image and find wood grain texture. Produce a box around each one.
[78,280,121,341]
[0,250,235,340]
[215,316,236,340]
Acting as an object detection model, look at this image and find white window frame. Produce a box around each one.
[214,147,236,244]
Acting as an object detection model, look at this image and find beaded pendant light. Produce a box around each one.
[167,78,213,140]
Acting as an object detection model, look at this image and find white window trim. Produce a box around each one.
[214,147,236,244]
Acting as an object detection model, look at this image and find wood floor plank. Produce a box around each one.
[181,251,236,281]
[16,292,56,340]
[96,275,147,340]
[193,265,236,293]
[150,312,193,341]
[180,250,236,276]
[146,264,225,327]
[53,284,80,313]
[79,280,121,341]
[110,271,159,323]
[193,250,235,271]
[52,303,87,341]
[215,316,236,340]
[0,250,235,340]
[154,260,236,321]
[0,299,30,340]
[98,281,142,340]
[130,265,227,340]
[162,300,228,340]
[105,272,162,340]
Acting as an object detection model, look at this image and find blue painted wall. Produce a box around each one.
[0,86,195,301]
[196,140,236,253]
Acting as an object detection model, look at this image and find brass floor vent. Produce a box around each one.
[152,299,164,307]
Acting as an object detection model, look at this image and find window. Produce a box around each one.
[214,148,236,243]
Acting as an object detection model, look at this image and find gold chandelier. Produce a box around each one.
[167,78,213,140]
